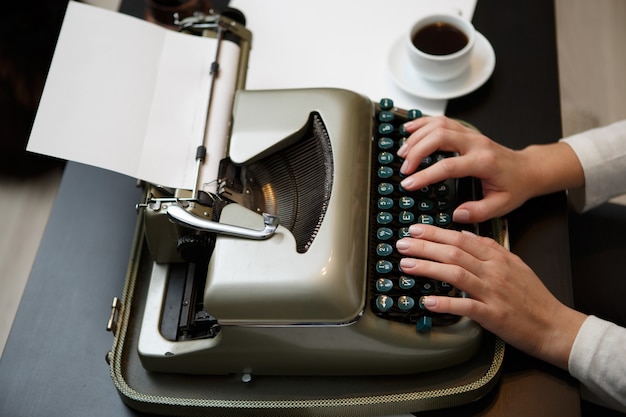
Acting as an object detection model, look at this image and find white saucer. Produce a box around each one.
[387,32,495,100]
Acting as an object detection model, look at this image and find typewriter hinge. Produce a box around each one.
[106,296,121,335]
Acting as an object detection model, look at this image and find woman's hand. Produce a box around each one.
[397,116,584,223]
[396,223,587,370]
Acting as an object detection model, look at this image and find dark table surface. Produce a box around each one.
[0,0,581,416]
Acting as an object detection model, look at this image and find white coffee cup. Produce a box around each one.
[406,13,476,82]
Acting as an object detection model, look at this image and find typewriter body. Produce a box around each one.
[135,12,491,377]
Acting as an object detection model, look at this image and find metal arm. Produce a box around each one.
[167,204,279,240]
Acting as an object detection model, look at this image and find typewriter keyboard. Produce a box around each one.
[368,98,476,333]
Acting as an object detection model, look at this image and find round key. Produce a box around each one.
[377,197,393,210]
[376,278,394,292]
[377,227,393,240]
[399,211,414,224]
[379,98,393,110]
[407,109,422,120]
[377,166,393,178]
[418,185,431,195]
[398,124,408,136]
[378,137,394,149]
[376,295,393,312]
[377,212,392,224]
[436,199,450,210]
[378,152,394,164]
[436,213,452,226]
[378,111,394,122]
[398,295,415,311]
[399,276,416,289]
[418,214,434,224]
[376,243,393,256]
[376,260,393,274]
[378,123,394,135]
[378,183,394,195]
[398,227,411,238]
[417,199,434,211]
[399,196,414,209]
[435,183,449,195]
[420,280,435,294]
[437,281,453,294]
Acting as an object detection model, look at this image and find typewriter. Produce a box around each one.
[134,12,505,377]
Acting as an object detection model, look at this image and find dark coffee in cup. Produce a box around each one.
[406,14,476,81]
[412,22,468,55]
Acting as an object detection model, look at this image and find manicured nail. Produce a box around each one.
[403,120,417,130]
[397,143,408,158]
[423,296,437,308]
[400,258,417,269]
[453,208,470,223]
[396,239,410,250]
[461,229,479,238]
[399,159,409,174]
[408,224,424,236]
[400,176,413,189]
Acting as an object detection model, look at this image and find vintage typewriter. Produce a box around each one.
[132,11,506,378]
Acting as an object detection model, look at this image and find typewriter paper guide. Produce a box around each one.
[27,2,239,190]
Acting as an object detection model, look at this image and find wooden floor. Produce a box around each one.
[1,0,625,359]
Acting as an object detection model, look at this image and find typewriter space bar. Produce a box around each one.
[167,205,279,240]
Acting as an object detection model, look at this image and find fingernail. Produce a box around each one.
[408,224,424,236]
[461,229,479,238]
[398,143,408,157]
[403,120,417,130]
[399,160,409,174]
[453,208,470,223]
[396,239,410,250]
[400,258,417,269]
[423,296,437,307]
[400,176,413,189]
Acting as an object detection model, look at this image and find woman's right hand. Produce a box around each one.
[395,223,588,370]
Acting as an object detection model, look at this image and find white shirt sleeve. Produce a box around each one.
[568,316,626,412]
[560,120,626,212]
[560,121,626,411]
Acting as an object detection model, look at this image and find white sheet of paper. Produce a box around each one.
[27,1,220,189]
[28,0,477,191]
[230,0,477,115]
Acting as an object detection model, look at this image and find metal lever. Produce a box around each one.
[167,204,279,240]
